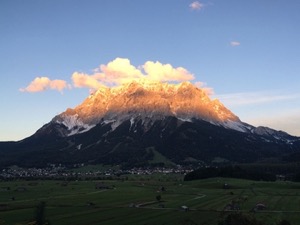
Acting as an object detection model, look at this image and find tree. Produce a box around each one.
[277,220,291,225]
[218,213,265,225]
[34,201,51,225]
[156,195,161,202]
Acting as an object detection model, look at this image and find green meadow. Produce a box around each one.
[0,175,300,225]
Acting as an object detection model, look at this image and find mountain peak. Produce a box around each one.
[50,80,241,136]
[11,81,300,169]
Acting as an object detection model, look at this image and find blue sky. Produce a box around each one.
[1,0,300,141]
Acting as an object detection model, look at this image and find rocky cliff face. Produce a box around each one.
[2,81,300,168]
[48,80,241,136]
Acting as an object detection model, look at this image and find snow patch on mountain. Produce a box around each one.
[251,126,297,144]
[111,120,123,131]
[48,80,299,144]
[102,119,116,125]
[178,117,192,122]
[55,114,95,136]
[221,120,250,133]
[252,126,281,136]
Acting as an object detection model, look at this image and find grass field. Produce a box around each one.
[0,175,300,225]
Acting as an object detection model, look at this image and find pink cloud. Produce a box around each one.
[20,58,207,94]
[20,77,68,93]
[194,81,214,95]
[189,1,204,10]
[72,58,143,89]
[72,72,103,90]
[230,41,241,47]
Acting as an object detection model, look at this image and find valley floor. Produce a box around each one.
[0,175,300,225]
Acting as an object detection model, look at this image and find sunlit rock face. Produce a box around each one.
[50,80,242,136]
[7,80,300,169]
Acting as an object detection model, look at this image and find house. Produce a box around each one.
[180,205,189,212]
[255,203,267,210]
[251,203,267,212]
[224,203,240,211]
[86,202,95,207]
[129,203,136,208]
[223,183,230,189]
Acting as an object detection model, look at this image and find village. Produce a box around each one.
[0,164,193,180]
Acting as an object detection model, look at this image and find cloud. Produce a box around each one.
[143,61,194,82]
[246,109,300,136]
[216,90,300,136]
[230,41,241,47]
[100,57,143,84]
[189,1,204,10]
[71,58,195,90]
[20,77,68,93]
[216,91,300,106]
[194,81,214,95]
[20,58,198,93]
[72,72,104,90]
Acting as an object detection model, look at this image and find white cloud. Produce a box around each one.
[230,41,241,47]
[189,1,204,10]
[20,77,69,93]
[143,61,194,82]
[71,58,195,91]
[99,57,143,84]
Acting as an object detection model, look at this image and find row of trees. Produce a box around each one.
[219,213,291,225]
[184,166,276,181]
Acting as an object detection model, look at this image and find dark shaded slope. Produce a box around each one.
[0,117,299,168]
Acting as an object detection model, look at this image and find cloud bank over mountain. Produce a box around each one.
[21,58,196,93]
[71,58,195,91]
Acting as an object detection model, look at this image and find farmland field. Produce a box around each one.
[0,175,300,225]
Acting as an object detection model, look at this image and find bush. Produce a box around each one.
[184,166,276,181]
[277,219,291,225]
[218,213,265,225]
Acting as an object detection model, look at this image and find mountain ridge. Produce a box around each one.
[45,80,242,137]
[1,80,300,169]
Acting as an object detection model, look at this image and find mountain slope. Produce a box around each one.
[1,80,300,168]
[38,80,244,137]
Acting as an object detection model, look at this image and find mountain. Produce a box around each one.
[1,80,300,168]
[38,80,245,137]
